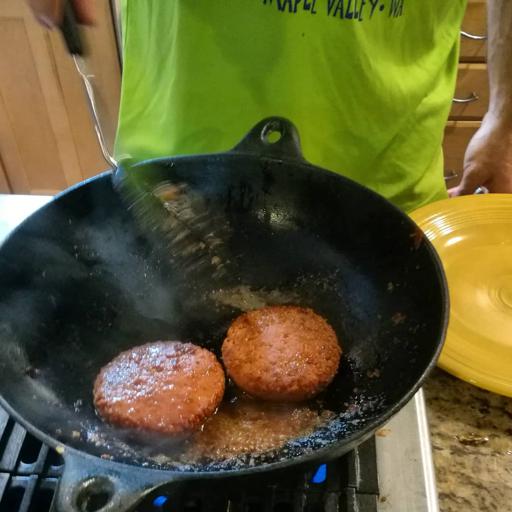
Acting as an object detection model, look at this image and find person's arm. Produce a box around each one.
[450,0,512,196]
[28,0,95,28]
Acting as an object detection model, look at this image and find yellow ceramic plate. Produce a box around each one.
[411,194,512,397]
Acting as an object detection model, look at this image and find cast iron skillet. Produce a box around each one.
[0,118,448,511]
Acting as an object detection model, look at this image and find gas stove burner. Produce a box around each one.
[0,391,438,512]
[135,440,379,512]
[0,404,378,512]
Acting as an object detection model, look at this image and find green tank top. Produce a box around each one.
[116,0,467,212]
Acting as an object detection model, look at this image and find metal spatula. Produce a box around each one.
[59,1,116,169]
[58,1,229,279]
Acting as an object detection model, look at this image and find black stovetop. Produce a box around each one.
[0,405,379,512]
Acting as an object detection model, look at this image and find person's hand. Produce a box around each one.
[28,0,95,28]
[449,113,512,196]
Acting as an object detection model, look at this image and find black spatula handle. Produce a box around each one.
[60,1,84,55]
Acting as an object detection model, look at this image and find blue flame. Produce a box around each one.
[311,464,327,484]
[153,495,169,508]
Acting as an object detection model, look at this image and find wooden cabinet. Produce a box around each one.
[444,0,487,187]
[0,0,120,195]
[459,0,487,62]
[0,157,10,194]
[451,64,488,120]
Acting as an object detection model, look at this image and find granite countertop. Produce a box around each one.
[425,369,512,512]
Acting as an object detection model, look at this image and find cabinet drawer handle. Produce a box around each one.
[453,92,479,103]
[444,171,459,182]
[460,30,487,41]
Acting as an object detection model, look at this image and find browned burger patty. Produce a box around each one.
[222,306,341,402]
[93,341,225,435]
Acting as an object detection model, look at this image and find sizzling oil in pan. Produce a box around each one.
[90,284,368,466]
[176,386,334,463]
[82,360,382,472]
[89,354,368,469]
[178,285,334,462]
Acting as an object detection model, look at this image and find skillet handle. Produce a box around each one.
[51,450,177,512]
[232,117,305,161]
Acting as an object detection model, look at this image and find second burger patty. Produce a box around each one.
[222,305,341,402]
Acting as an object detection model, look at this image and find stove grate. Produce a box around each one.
[0,406,378,512]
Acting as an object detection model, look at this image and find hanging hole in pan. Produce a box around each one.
[75,476,115,512]
[261,121,283,144]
